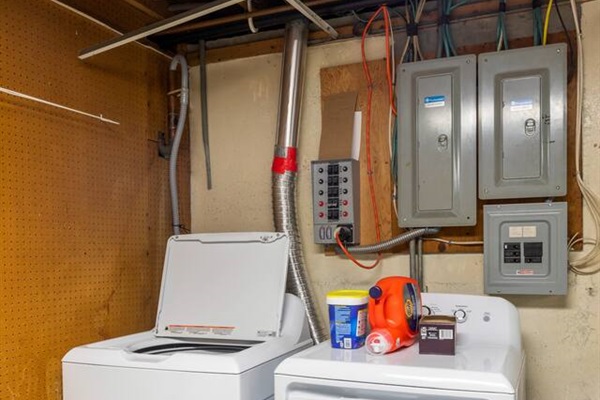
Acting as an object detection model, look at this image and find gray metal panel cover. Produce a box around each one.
[397,55,477,227]
[478,44,567,199]
[484,202,568,295]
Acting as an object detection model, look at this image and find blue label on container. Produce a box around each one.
[403,283,420,333]
[424,95,446,108]
[329,303,367,349]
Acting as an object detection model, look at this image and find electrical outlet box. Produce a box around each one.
[312,159,360,244]
[478,44,567,199]
[397,55,477,227]
[484,202,568,295]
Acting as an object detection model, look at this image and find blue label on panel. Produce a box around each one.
[510,98,534,111]
[424,95,446,108]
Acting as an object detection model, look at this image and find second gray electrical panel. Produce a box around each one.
[478,44,567,199]
[397,55,477,227]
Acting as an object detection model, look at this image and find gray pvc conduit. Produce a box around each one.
[169,54,189,235]
[343,228,440,254]
[272,19,327,344]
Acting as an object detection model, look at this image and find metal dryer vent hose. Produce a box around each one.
[272,19,327,344]
[169,54,189,235]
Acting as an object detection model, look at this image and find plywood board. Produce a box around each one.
[0,1,189,398]
[320,31,581,253]
[321,61,396,247]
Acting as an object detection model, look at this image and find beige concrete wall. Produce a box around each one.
[190,3,600,398]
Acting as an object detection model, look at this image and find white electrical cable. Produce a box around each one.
[386,9,399,220]
[246,0,259,33]
[568,0,600,274]
[423,238,484,246]
[414,0,426,61]
[0,86,120,125]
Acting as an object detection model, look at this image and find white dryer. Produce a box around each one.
[275,293,525,400]
[63,232,313,400]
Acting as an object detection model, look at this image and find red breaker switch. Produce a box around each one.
[319,201,325,207]
[342,200,349,206]
[319,212,325,218]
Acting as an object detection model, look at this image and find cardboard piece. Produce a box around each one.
[319,92,358,160]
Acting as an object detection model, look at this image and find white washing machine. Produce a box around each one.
[62,232,313,400]
[275,293,525,400]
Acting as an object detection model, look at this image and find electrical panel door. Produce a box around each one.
[484,202,568,295]
[478,44,567,199]
[397,55,477,227]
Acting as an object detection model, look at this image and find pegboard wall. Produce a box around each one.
[320,31,581,254]
[0,1,190,399]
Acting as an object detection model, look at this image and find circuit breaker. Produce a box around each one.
[484,202,568,295]
[397,55,477,227]
[311,159,360,244]
[478,44,567,199]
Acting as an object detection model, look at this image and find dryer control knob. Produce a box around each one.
[454,309,467,323]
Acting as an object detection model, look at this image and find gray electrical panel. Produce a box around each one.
[484,202,568,295]
[312,159,360,244]
[478,44,567,199]
[397,55,477,227]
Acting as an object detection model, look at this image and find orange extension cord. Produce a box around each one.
[336,5,396,270]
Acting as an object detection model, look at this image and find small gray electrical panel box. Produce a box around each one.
[478,44,567,199]
[484,202,568,295]
[311,159,360,244]
[397,55,477,227]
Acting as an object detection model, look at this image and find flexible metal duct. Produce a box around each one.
[272,19,327,344]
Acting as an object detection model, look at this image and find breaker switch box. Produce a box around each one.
[397,55,477,227]
[478,44,567,199]
[484,202,568,295]
[312,159,360,244]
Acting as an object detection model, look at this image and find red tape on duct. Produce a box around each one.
[272,147,298,174]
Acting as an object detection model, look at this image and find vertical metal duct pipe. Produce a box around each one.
[272,19,327,343]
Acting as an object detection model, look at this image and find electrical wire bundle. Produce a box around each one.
[496,0,509,51]
[334,5,396,270]
[532,0,544,45]
[566,0,600,275]
[399,0,427,63]
[437,0,465,57]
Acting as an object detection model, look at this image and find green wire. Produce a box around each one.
[437,0,466,57]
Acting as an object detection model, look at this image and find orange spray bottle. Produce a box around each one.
[366,276,421,355]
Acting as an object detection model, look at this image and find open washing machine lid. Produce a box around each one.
[154,232,289,342]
